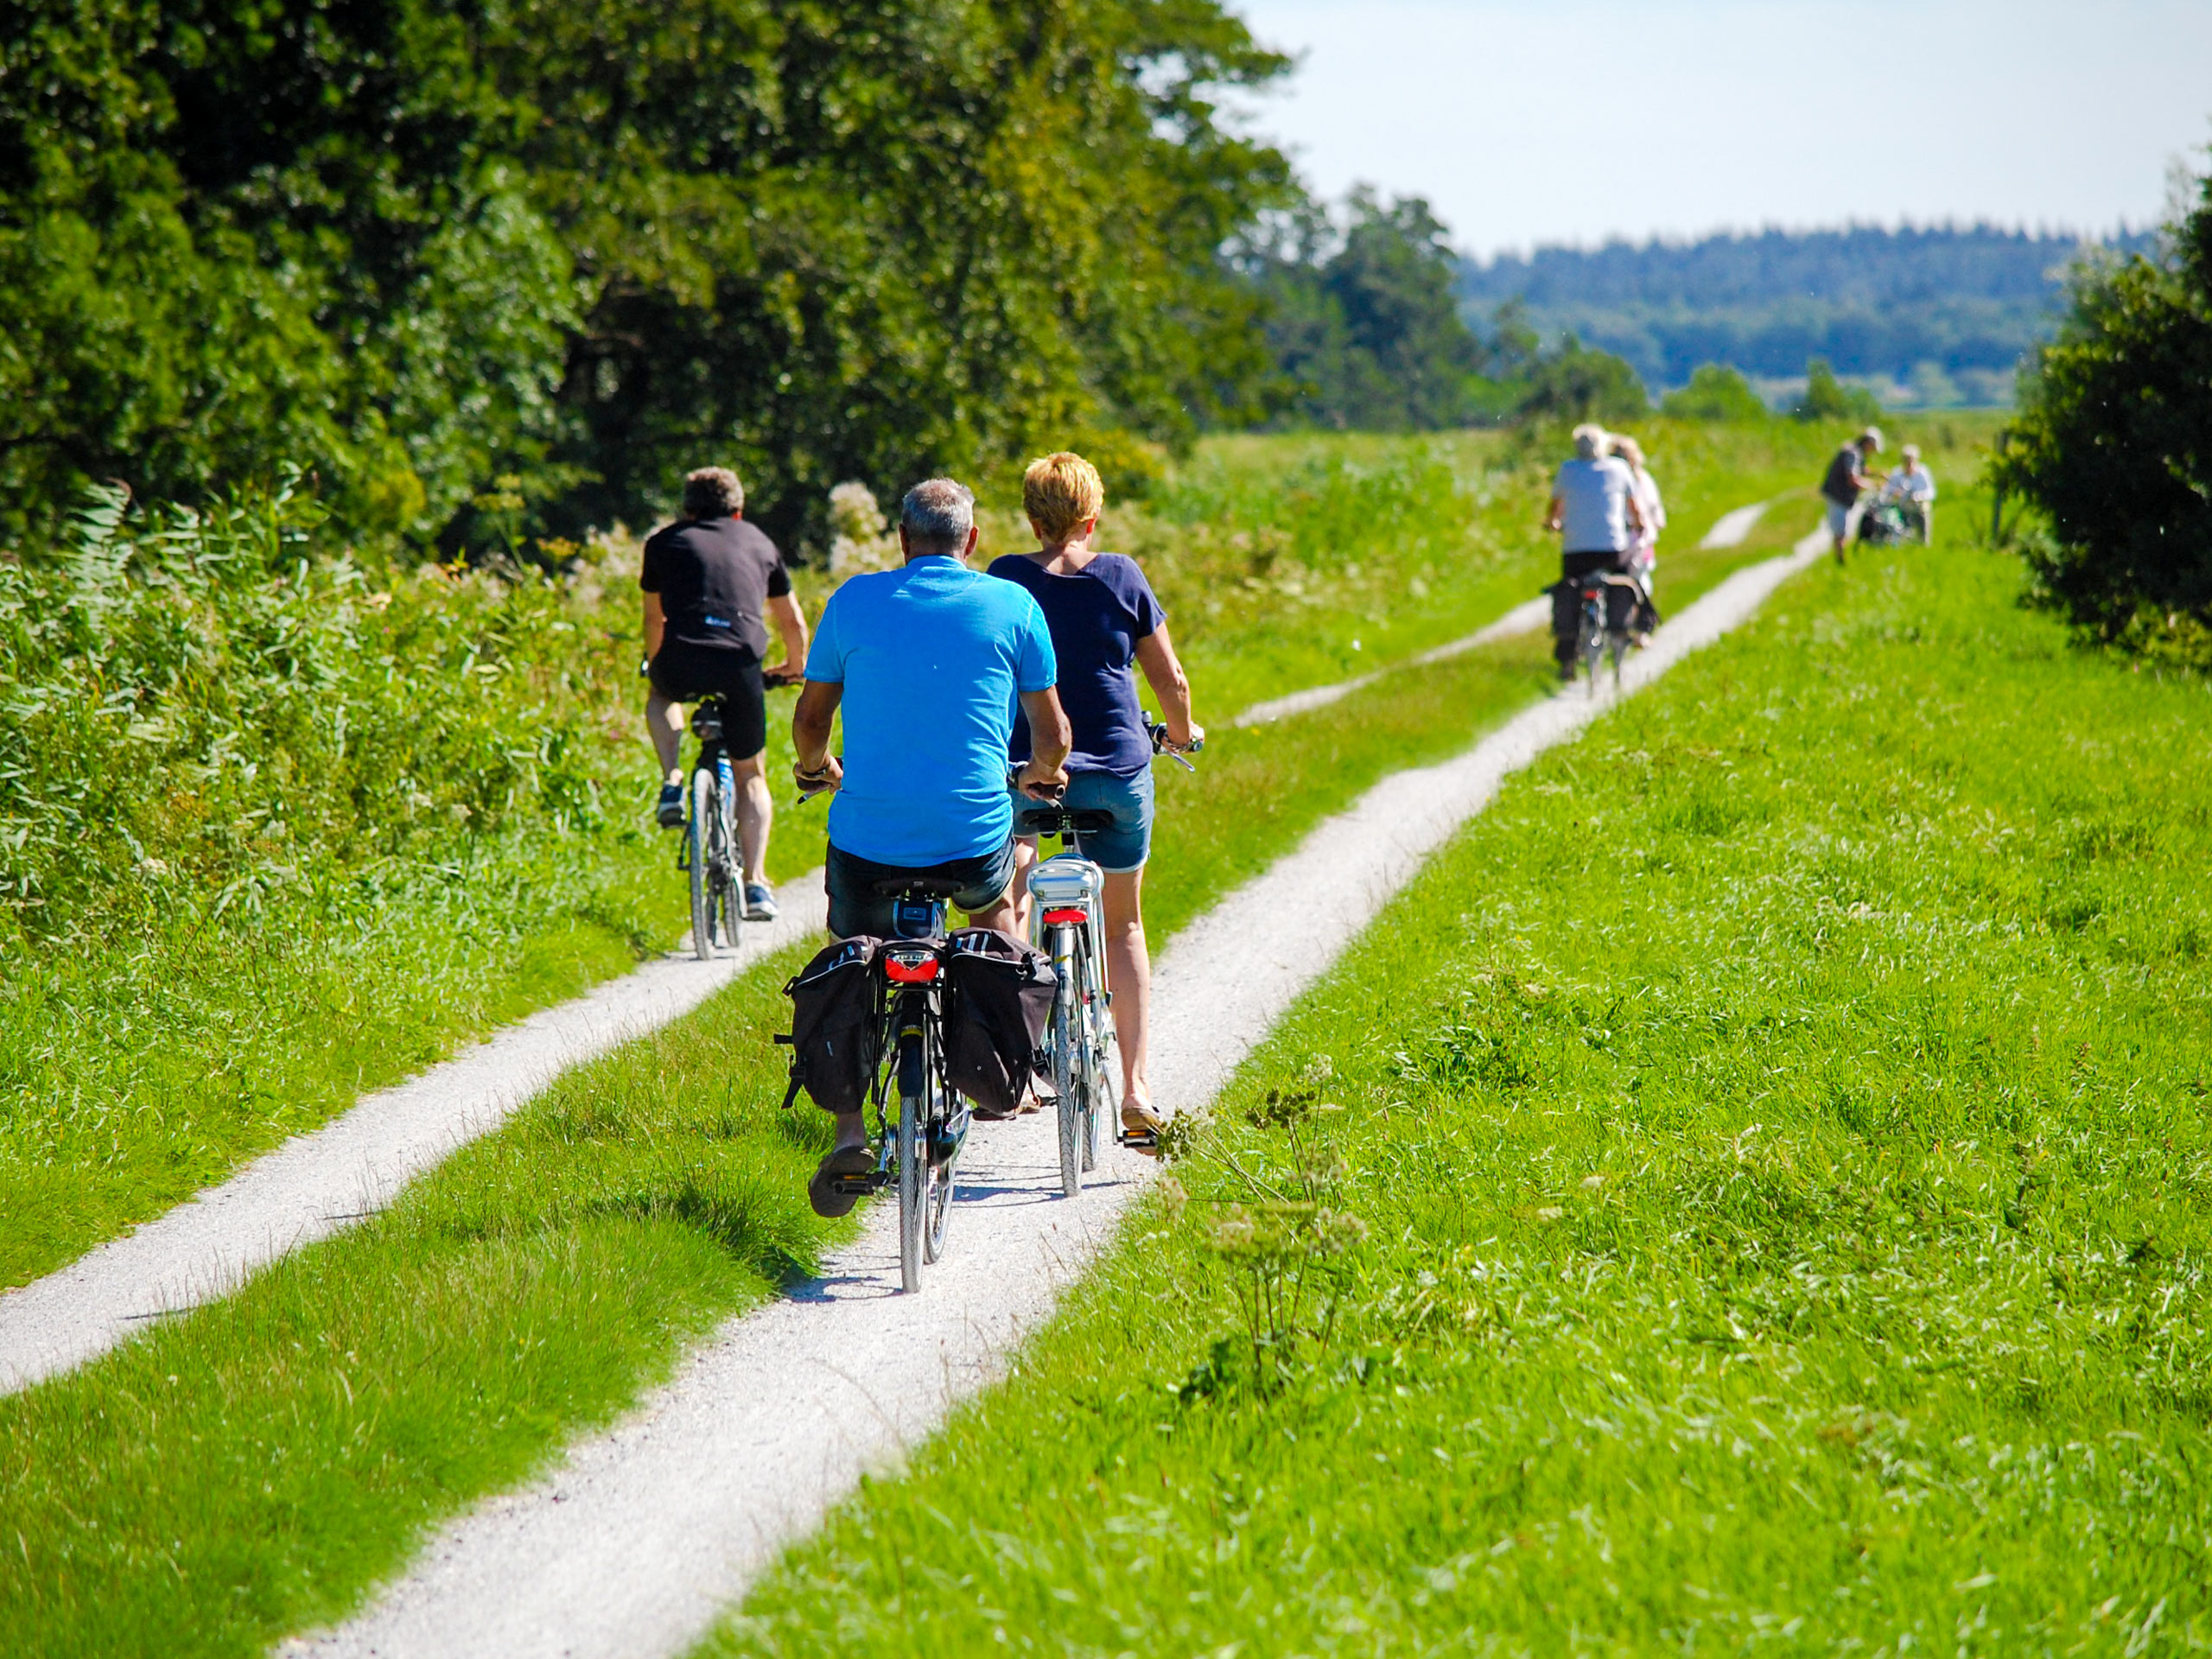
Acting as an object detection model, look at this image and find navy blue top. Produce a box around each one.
[988,553,1166,777]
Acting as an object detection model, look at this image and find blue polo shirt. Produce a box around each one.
[804,556,1057,865]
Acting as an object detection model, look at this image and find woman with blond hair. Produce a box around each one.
[1609,433,1666,639]
[989,452,1200,1144]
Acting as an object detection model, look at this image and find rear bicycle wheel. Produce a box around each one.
[897,1039,925,1294]
[1052,990,1081,1198]
[712,772,743,951]
[1077,939,1105,1173]
[1580,607,1605,698]
[687,769,716,960]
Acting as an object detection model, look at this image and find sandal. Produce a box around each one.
[1119,1101,1164,1154]
[807,1144,876,1219]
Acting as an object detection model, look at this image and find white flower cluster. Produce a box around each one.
[827,481,899,581]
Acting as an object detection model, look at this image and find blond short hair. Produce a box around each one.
[1022,452,1105,543]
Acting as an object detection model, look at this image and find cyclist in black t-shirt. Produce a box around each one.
[641,467,808,921]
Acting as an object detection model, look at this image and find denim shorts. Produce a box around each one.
[1013,766,1154,874]
[824,836,1017,939]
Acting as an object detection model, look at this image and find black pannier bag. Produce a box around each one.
[939,927,1054,1117]
[778,937,881,1113]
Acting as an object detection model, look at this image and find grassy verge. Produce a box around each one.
[0,419,1995,1657]
[705,479,2212,1655]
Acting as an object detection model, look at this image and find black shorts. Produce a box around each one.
[648,639,766,759]
[823,839,1017,940]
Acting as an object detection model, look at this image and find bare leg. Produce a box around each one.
[965,894,1019,935]
[732,748,772,883]
[1101,867,1151,1113]
[646,690,685,785]
[830,1109,867,1151]
[1007,837,1039,938]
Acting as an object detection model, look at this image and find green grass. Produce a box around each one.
[0,418,2005,1657]
[702,483,2212,1656]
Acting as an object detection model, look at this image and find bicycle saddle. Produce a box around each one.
[865,874,969,899]
[1012,806,1117,837]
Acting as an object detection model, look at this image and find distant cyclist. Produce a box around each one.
[1820,427,1884,564]
[641,467,808,921]
[989,451,1201,1147]
[1544,424,1644,680]
[790,477,1072,1216]
[1884,442,1936,543]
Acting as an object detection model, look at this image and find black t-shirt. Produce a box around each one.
[639,516,791,656]
[1821,447,1866,508]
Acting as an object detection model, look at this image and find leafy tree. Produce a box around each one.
[1249,189,1487,430]
[0,0,1296,550]
[1512,337,1649,428]
[1662,363,1770,422]
[1997,166,2212,666]
[1792,358,1883,424]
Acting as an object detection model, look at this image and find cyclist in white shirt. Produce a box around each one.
[1544,424,1644,679]
[1885,444,1937,543]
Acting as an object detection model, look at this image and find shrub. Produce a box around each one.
[1662,363,1770,423]
[0,479,641,950]
[1791,358,1884,423]
[1995,168,2212,667]
[1511,339,1649,428]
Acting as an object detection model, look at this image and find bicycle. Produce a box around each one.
[819,874,969,1292]
[1014,722,1202,1195]
[1565,572,1640,697]
[677,694,744,960]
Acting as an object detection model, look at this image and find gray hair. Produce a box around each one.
[1571,423,1607,461]
[682,466,744,518]
[900,477,976,555]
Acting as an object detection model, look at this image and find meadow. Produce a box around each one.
[711,481,2212,1656]
[0,416,2007,1657]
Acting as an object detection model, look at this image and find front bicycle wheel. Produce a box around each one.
[687,768,716,960]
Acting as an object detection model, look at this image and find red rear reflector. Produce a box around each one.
[882,954,938,983]
[1041,908,1088,927]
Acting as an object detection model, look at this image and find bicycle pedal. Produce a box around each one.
[828,1172,892,1195]
[1116,1128,1160,1153]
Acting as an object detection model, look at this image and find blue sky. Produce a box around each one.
[1227,0,2212,258]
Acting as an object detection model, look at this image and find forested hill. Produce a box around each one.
[1456,225,2156,400]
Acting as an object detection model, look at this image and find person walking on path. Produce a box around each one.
[1544,423,1644,679]
[988,452,1201,1144]
[641,466,809,921]
[1885,442,1936,543]
[1820,427,1884,564]
[1610,432,1666,639]
[790,477,1071,1215]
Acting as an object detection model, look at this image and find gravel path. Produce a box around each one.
[1699,497,1773,548]
[0,876,827,1395]
[289,521,1828,1659]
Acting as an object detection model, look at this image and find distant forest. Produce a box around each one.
[1455,225,2158,403]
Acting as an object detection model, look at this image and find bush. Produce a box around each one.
[1996,168,2212,667]
[1791,359,1885,424]
[0,480,640,950]
[1511,339,1649,428]
[1662,364,1770,423]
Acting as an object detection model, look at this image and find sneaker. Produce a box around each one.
[743,881,779,922]
[655,783,684,828]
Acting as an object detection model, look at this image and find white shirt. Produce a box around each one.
[1553,456,1637,554]
[1890,462,1936,503]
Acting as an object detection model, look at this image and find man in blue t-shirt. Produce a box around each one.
[791,477,1071,1211]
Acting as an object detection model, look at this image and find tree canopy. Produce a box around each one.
[1,0,1295,549]
[1998,168,2212,668]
